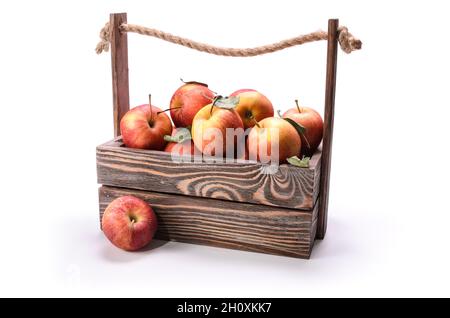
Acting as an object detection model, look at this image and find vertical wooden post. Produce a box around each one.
[110,13,130,137]
[317,19,339,239]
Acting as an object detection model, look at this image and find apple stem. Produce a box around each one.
[210,95,222,115]
[157,107,181,115]
[149,94,154,123]
[295,99,302,113]
[249,115,261,128]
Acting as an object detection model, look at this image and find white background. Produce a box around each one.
[0,0,449,297]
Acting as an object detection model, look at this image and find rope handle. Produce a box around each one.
[96,22,362,57]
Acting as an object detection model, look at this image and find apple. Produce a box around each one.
[170,81,215,128]
[230,89,274,129]
[120,95,173,150]
[102,195,158,251]
[191,102,244,157]
[164,128,195,156]
[282,100,323,156]
[247,117,301,164]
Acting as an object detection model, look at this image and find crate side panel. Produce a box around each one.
[99,186,315,259]
[97,142,321,210]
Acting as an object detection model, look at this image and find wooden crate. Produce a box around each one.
[97,13,340,258]
[97,138,321,258]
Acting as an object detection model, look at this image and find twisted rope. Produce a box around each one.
[96,22,362,56]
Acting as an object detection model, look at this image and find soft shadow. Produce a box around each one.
[309,217,352,260]
[136,239,168,252]
[100,239,169,263]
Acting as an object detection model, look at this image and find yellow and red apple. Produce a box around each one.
[282,100,323,156]
[230,89,274,129]
[164,128,195,156]
[102,196,158,251]
[120,103,172,150]
[170,82,215,128]
[191,103,244,157]
[247,117,301,164]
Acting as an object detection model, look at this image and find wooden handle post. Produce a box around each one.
[317,19,339,239]
[110,13,130,137]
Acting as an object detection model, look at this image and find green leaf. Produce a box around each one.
[283,117,306,134]
[287,156,311,168]
[164,128,192,143]
[283,117,311,149]
[213,96,240,109]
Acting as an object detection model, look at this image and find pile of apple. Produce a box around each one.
[102,81,325,252]
[120,80,324,164]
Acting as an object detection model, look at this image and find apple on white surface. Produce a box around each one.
[101,195,158,251]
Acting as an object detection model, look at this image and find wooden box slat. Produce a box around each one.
[97,138,321,210]
[99,186,318,258]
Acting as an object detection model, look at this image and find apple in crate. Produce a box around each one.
[247,117,301,164]
[191,96,244,157]
[120,95,173,150]
[230,89,274,129]
[170,81,215,128]
[164,128,195,156]
[102,196,158,251]
[283,100,323,156]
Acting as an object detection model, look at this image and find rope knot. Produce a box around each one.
[338,26,362,54]
[95,22,111,54]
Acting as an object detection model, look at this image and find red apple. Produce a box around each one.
[230,89,274,129]
[191,103,244,157]
[102,196,158,251]
[164,128,195,156]
[247,117,301,164]
[120,97,173,150]
[170,81,215,128]
[282,100,323,156]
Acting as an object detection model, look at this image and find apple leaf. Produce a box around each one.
[164,128,192,143]
[283,117,306,134]
[213,96,240,109]
[283,117,311,150]
[287,156,311,168]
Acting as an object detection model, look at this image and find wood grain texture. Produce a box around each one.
[99,186,318,258]
[317,19,339,239]
[97,138,321,210]
[110,13,130,137]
